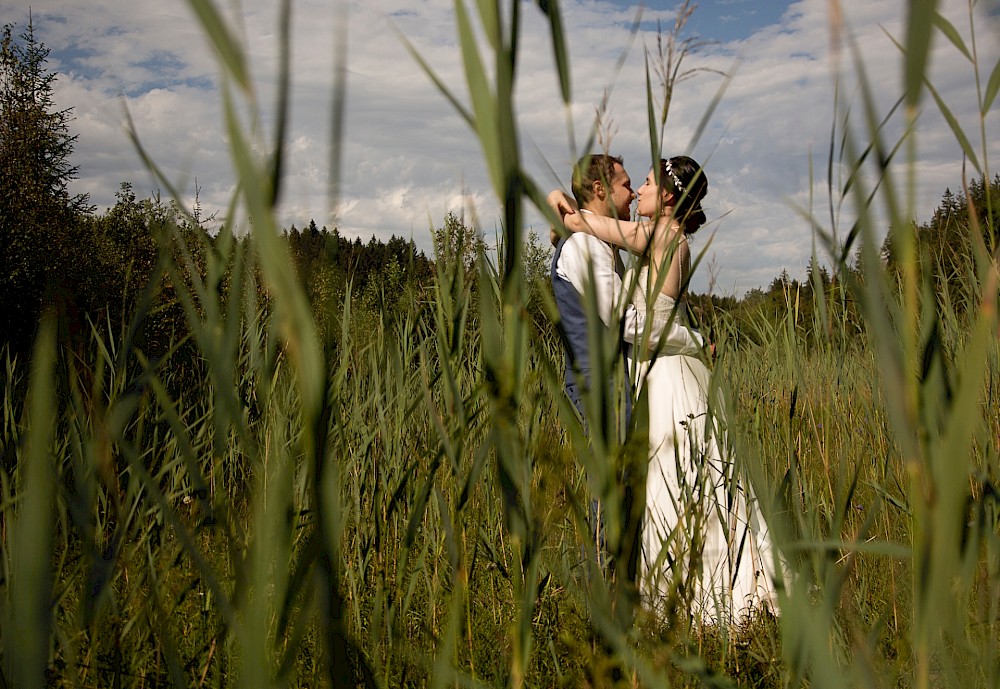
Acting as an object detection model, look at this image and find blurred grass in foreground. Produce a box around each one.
[1,0,999,687]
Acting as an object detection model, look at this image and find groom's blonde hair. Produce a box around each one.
[571,154,623,207]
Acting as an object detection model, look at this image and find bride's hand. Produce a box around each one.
[547,189,594,233]
[546,189,577,220]
[547,189,580,245]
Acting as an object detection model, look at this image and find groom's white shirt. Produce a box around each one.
[554,215,703,355]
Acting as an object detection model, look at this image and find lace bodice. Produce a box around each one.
[630,265,688,353]
[632,264,683,312]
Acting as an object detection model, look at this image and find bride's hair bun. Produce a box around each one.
[659,156,708,234]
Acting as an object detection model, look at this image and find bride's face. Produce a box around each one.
[636,170,670,218]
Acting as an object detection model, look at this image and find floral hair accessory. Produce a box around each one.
[664,159,685,194]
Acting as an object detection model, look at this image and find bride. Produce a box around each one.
[547,156,778,624]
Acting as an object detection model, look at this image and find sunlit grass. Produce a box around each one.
[1,0,998,687]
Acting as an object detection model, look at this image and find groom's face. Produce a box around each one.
[605,163,635,219]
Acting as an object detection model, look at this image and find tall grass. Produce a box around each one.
[0,0,998,687]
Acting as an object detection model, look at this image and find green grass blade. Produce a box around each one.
[473,0,501,52]
[983,56,1000,113]
[687,65,733,153]
[453,0,503,195]
[6,314,57,689]
[924,78,982,174]
[536,0,571,104]
[931,11,972,62]
[395,28,474,127]
[184,0,250,91]
[221,86,323,414]
[645,51,659,166]
[268,0,293,206]
[904,0,938,108]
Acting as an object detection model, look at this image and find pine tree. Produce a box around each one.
[0,19,90,347]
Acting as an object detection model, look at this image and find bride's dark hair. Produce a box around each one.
[658,156,708,234]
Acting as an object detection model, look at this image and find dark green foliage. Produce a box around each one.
[432,211,483,274]
[285,219,434,341]
[0,21,90,350]
[687,176,999,351]
[689,264,864,353]
[0,20,213,376]
[882,175,1000,313]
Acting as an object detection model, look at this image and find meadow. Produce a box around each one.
[1,0,999,687]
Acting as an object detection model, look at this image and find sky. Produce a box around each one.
[4,0,999,295]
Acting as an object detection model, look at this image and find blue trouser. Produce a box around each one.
[565,377,609,568]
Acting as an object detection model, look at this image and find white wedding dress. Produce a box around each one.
[629,266,778,625]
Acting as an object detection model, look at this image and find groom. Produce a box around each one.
[550,153,704,578]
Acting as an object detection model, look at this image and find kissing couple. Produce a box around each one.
[547,153,779,625]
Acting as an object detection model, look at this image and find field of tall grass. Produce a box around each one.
[2,0,998,687]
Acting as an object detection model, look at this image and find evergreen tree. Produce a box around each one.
[966,175,1000,253]
[0,20,90,347]
[805,255,831,290]
[882,176,1000,308]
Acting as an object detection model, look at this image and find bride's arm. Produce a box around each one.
[545,189,654,253]
[573,214,654,254]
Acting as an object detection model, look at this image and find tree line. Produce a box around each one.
[2,18,996,364]
[688,174,1000,347]
[0,22,448,364]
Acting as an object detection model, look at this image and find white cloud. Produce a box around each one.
[2,0,997,295]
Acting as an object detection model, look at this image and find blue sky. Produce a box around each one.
[625,0,793,42]
[2,0,998,294]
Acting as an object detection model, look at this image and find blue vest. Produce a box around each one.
[551,237,632,423]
